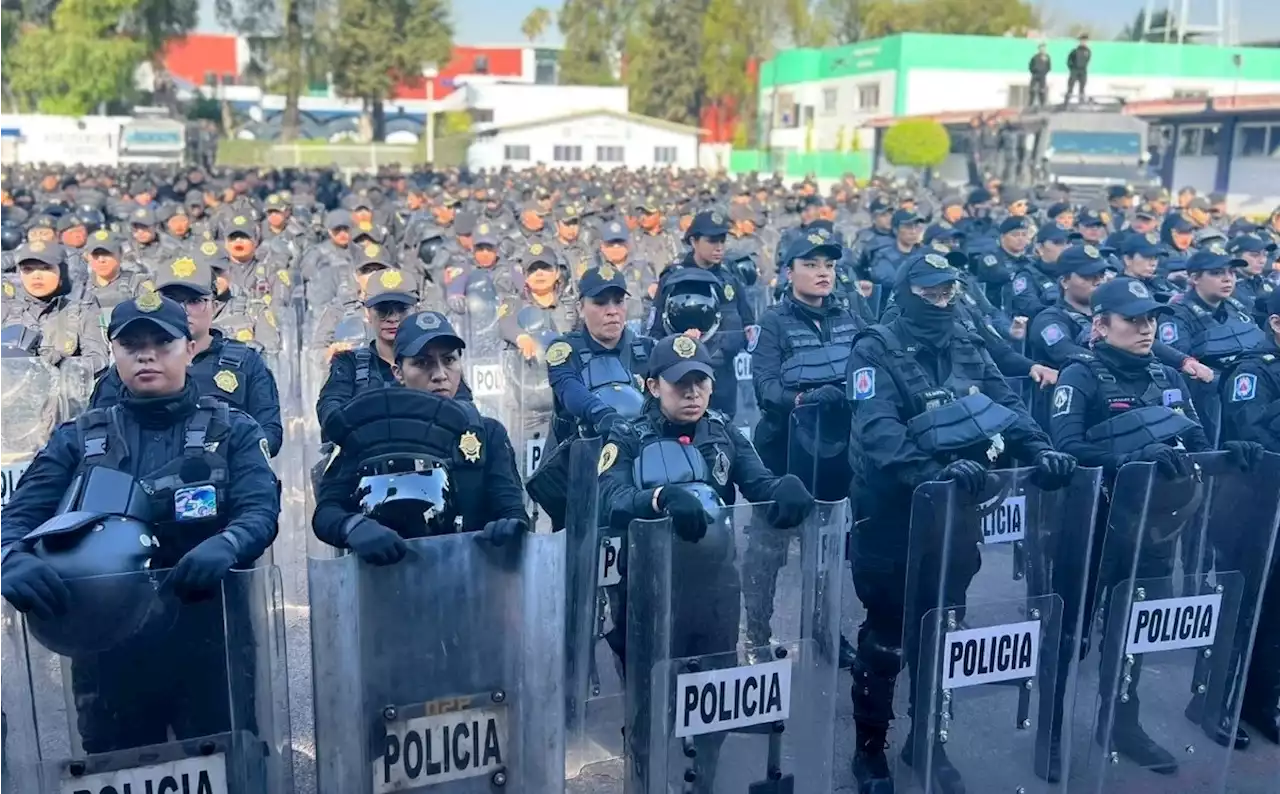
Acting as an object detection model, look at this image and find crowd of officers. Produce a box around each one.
[1,163,1278,794]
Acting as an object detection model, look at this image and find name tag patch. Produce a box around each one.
[174,485,218,521]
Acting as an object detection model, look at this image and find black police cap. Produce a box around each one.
[648,334,715,382]
[394,311,465,359]
[108,292,192,341]
[1091,277,1172,318]
[579,264,630,299]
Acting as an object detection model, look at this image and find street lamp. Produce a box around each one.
[423,62,439,163]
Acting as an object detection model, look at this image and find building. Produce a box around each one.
[467,109,702,170]
[744,34,1280,182]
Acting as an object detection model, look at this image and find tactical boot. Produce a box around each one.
[1240,701,1280,745]
[1096,720,1178,775]
[900,726,966,794]
[851,723,894,794]
[1184,692,1250,750]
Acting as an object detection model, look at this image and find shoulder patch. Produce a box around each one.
[852,367,875,400]
[598,442,619,474]
[1051,384,1074,417]
[1040,324,1065,347]
[1158,322,1178,344]
[1012,276,1028,295]
[546,341,572,366]
[1232,372,1257,402]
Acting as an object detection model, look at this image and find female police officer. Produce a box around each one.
[846,250,1077,794]
[1,291,280,752]
[527,263,652,529]
[311,310,529,565]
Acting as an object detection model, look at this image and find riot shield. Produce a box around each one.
[2,566,294,793]
[731,326,760,442]
[563,437,628,776]
[1072,452,1280,791]
[56,355,97,423]
[624,499,848,793]
[786,402,853,502]
[505,344,553,489]
[460,292,506,422]
[1,356,59,508]
[895,467,1104,793]
[309,530,567,793]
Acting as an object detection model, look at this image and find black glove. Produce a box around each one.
[1134,443,1191,480]
[1031,450,1078,490]
[938,459,989,496]
[479,518,528,546]
[594,410,624,438]
[800,385,846,406]
[345,517,409,566]
[167,533,239,601]
[767,474,814,528]
[658,486,709,543]
[1,551,69,620]
[1222,440,1266,472]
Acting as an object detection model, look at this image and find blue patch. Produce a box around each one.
[745,324,761,353]
[1012,276,1028,295]
[174,485,218,521]
[1161,388,1182,407]
[1051,385,1074,417]
[1040,324,1065,347]
[1233,373,1257,402]
[852,367,876,400]
[1158,322,1178,344]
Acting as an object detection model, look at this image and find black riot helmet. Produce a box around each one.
[662,271,723,341]
[356,454,458,537]
[75,208,106,234]
[418,233,446,267]
[728,252,759,286]
[1,223,22,251]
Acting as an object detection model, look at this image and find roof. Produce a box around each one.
[865,92,1280,128]
[478,108,706,137]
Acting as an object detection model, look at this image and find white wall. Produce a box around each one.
[1171,156,1219,196]
[1226,157,1280,215]
[902,69,1280,116]
[468,113,697,170]
[2,114,127,166]
[761,71,893,152]
[464,83,629,128]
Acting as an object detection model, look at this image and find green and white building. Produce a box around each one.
[740,34,1280,181]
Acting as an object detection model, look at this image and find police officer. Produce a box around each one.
[551,202,594,279]
[852,196,896,274]
[122,206,165,275]
[299,209,355,299]
[631,195,682,271]
[499,242,577,358]
[846,251,1077,794]
[1118,231,1179,303]
[221,213,293,308]
[1160,245,1268,445]
[90,255,283,456]
[974,214,1034,309]
[316,267,419,445]
[527,264,652,529]
[79,229,151,310]
[1227,234,1277,320]
[865,209,923,287]
[1045,276,1266,774]
[2,241,108,372]
[1009,224,1067,320]
[1220,287,1280,744]
[650,209,755,418]
[312,310,529,564]
[0,292,280,751]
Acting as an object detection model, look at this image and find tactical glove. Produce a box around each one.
[938,459,990,496]
[658,486,709,543]
[1222,441,1266,472]
[345,517,408,566]
[1134,443,1191,480]
[1031,450,1078,490]
[479,518,528,546]
[800,385,846,406]
[1,551,69,620]
[167,533,239,601]
[767,474,814,528]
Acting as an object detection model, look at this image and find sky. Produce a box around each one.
[196,0,1280,47]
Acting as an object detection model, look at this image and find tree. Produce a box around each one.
[557,0,623,85]
[440,110,472,136]
[628,0,706,125]
[5,0,148,114]
[329,0,453,141]
[521,6,554,42]
[822,0,1038,41]
[882,118,949,168]
[1118,9,1198,43]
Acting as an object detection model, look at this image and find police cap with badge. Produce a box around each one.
[1184,244,1240,273]
[1120,232,1165,260]
[998,215,1033,235]
[1226,235,1276,258]
[1091,277,1173,318]
[394,311,466,359]
[364,268,419,308]
[86,229,123,257]
[108,291,192,342]
[685,209,729,241]
[1056,244,1114,278]
[784,227,842,264]
[155,255,213,298]
[899,248,965,288]
[579,263,630,299]
[648,333,716,383]
[601,220,630,244]
[355,242,393,272]
[891,209,924,229]
[14,240,63,267]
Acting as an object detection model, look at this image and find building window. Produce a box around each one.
[1177,124,1220,157]
[801,106,815,125]
[534,49,558,85]
[553,145,582,162]
[822,87,838,115]
[597,145,624,163]
[473,54,490,74]
[1172,88,1210,99]
[1007,85,1030,108]
[858,84,881,111]
[470,108,495,124]
[654,146,678,164]
[504,145,531,162]
[1235,123,1280,158]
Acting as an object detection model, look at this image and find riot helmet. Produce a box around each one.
[728,252,759,286]
[1,223,22,251]
[418,233,446,267]
[662,269,723,341]
[356,453,458,537]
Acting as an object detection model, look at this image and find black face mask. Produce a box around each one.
[898,288,956,346]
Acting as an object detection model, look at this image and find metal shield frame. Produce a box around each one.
[1073,452,1280,792]
[3,566,293,794]
[898,466,1104,793]
[624,499,847,793]
[309,530,566,793]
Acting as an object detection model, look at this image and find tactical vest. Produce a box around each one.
[74,397,233,565]
[1075,354,1201,455]
[778,312,857,458]
[1174,297,1266,366]
[631,413,734,554]
[193,339,251,409]
[353,346,387,391]
[860,325,1017,459]
[1013,264,1059,307]
[579,337,648,417]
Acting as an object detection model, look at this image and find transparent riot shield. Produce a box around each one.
[1,356,59,508]
[786,402,853,502]
[309,530,567,793]
[56,355,97,423]
[624,499,848,793]
[731,326,760,442]
[460,295,506,422]
[896,467,1104,793]
[1073,452,1280,792]
[3,566,294,793]
[563,437,628,776]
[505,344,553,487]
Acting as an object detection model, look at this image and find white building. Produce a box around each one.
[466,109,701,171]
[460,82,628,129]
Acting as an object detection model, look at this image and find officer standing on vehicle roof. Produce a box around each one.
[845,251,1077,794]
[1219,287,1280,744]
[650,209,754,418]
[89,255,283,456]
[311,311,529,565]
[526,264,652,530]
[0,292,280,752]
[1042,276,1265,777]
[1159,245,1268,444]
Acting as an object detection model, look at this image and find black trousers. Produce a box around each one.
[1066,71,1087,101]
[1029,77,1048,108]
